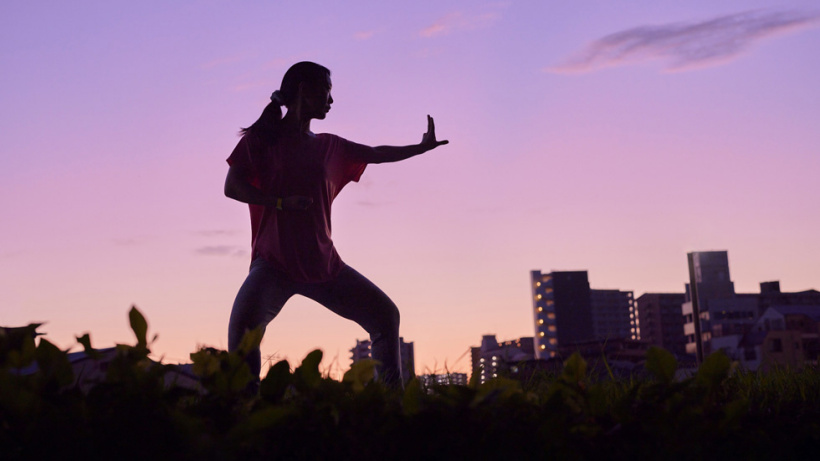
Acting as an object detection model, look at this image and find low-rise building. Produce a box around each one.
[470,335,535,384]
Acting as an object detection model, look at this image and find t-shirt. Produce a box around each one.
[227,132,370,282]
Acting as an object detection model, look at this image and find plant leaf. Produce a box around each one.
[76,333,101,360]
[296,349,323,389]
[646,347,678,383]
[261,359,292,401]
[343,359,377,392]
[128,306,148,348]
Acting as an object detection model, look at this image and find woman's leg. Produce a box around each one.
[302,265,403,387]
[228,258,294,378]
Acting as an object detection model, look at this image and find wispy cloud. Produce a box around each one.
[356,200,392,207]
[192,229,241,238]
[194,245,247,257]
[354,30,377,41]
[419,4,506,38]
[0,250,25,260]
[550,9,820,73]
[112,236,152,247]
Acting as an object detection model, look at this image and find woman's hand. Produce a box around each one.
[420,115,449,152]
[282,196,313,210]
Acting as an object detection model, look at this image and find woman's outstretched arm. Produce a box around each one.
[361,115,449,164]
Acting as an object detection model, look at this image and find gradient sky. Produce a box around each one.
[2,1,819,377]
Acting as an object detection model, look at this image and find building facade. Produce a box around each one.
[683,250,820,362]
[683,251,741,356]
[531,270,594,359]
[470,335,535,384]
[636,293,687,356]
[726,304,820,370]
[419,373,469,388]
[590,289,637,341]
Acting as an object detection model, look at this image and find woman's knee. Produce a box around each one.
[374,297,400,333]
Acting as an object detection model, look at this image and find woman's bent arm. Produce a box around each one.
[224,166,313,210]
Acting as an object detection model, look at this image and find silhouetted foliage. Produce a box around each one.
[2,308,820,460]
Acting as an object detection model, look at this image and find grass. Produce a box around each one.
[2,307,820,460]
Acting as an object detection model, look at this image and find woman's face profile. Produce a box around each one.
[301,75,333,120]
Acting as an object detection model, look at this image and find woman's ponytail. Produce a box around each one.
[240,97,283,145]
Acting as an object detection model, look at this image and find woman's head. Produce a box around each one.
[275,61,331,109]
[241,61,332,141]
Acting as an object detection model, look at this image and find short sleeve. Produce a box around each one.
[226,134,260,185]
[227,135,252,168]
[334,136,370,183]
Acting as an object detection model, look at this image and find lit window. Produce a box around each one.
[549,338,557,345]
[547,313,556,320]
[548,325,556,332]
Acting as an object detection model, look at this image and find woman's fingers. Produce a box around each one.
[424,115,448,148]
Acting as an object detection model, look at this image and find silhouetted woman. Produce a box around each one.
[225,62,448,387]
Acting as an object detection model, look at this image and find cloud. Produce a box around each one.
[356,200,392,207]
[194,245,248,257]
[192,229,241,237]
[112,236,152,246]
[419,5,505,38]
[0,250,25,260]
[550,9,820,73]
[354,30,376,41]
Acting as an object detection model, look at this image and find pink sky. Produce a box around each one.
[2,1,819,377]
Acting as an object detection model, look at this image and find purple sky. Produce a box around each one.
[2,1,819,376]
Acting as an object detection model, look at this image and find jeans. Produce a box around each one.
[228,257,402,387]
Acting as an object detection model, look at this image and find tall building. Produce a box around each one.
[350,337,415,384]
[532,271,636,358]
[683,251,756,356]
[590,289,637,341]
[531,270,594,359]
[636,293,687,356]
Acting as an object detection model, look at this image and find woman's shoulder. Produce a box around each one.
[316,133,355,148]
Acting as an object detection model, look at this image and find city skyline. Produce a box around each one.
[3,1,820,376]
